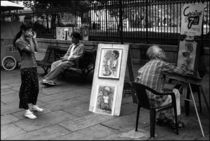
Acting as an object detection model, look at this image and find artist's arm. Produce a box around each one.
[61,46,72,61]
[162,61,186,74]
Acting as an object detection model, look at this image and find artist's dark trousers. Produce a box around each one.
[19,67,39,109]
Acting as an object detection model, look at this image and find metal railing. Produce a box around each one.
[89,0,210,45]
[3,0,208,46]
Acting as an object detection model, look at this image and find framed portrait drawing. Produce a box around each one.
[94,85,117,116]
[177,40,198,75]
[98,48,123,79]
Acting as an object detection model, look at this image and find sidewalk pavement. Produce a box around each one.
[1,66,209,140]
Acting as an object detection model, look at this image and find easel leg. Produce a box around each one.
[183,84,190,116]
[127,48,137,103]
[200,86,210,113]
[189,83,205,137]
[196,85,202,113]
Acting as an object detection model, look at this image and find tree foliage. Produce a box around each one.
[33,0,91,15]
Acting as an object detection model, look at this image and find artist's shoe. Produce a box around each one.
[32,105,44,112]
[24,110,37,119]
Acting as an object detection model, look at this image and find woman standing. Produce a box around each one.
[13,23,43,119]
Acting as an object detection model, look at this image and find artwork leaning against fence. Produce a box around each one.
[94,85,116,115]
[98,48,123,79]
[177,40,198,74]
[56,27,73,40]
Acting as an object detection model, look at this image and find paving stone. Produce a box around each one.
[14,111,77,131]
[11,108,52,120]
[40,86,79,95]
[119,129,150,140]
[59,113,114,131]
[1,69,209,140]
[10,86,20,91]
[1,123,26,140]
[7,125,71,140]
[1,93,19,104]
[101,133,132,140]
[63,102,92,117]
[44,97,88,112]
[1,101,22,115]
[54,124,119,140]
[120,103,137,116]
[41,88,68,95]
[39,90,85,102]
[1,114,19,125]
[101,112,149,132]
[1,88,16,96]
[122,95,134,104]
[1,85,12,89]
[1,101,6,106]
[72,93,91,103]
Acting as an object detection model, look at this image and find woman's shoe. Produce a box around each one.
[24,110,37,119]
[32,105,44,112]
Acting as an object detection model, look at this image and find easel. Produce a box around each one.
[124,47,137,103]
[176,28,207,138]
[164,71,208,137]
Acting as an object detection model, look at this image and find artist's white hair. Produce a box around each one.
[146,45,166,60]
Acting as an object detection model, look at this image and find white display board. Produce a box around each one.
[89,44,129,116]
[181,3,206,36]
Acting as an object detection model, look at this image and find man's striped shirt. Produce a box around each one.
[135,59,179,107]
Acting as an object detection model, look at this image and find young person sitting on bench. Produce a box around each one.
[41,32,84,86]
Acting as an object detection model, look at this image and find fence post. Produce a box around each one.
[105,2,108,41]
[119,0,123,44]
[146,0,148,43]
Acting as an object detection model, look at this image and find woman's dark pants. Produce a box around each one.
[19,67,39,109]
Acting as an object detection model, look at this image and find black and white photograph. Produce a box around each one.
[1,0,209,140]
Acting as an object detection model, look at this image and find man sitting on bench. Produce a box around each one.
[41,32,84,86]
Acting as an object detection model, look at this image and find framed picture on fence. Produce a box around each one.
[177,39,198,75]
[94,85,117,116]
[98,48,123,79]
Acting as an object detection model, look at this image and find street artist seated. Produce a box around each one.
[135,45,187,129]
[41,32,84,86]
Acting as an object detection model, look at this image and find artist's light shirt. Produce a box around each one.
[67,44,76,60]
[135,59,180,107]
[64,43,84,61]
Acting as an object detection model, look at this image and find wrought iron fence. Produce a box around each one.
[3,0,209,46]
[89,0,210,45]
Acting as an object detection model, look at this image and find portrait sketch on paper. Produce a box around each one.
[98,48,123,79]
[94,85,116,115]
[177,40,197,74]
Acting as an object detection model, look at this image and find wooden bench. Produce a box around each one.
[37,45,97,79]
[36,46,57,75]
